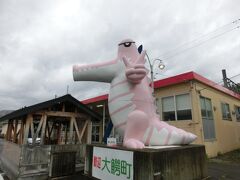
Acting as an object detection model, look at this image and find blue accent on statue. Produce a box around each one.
[103,120,113,143]
[138,45,143,54]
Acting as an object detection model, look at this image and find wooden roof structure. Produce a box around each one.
[0,94,101,146]
[0,94,101,122]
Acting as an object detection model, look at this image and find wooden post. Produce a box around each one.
[30,118,34,139]
[5,120,10,141]
[9,120,14,141]
[49,122,54,138]
[73,117,81,143]
[23,114,33,144]
[13,119,18,143]
[45,121,49,144]
[32,115,44,145]
[57,123,62,144]
[40,114,47,145]
[46,121,50,138]
[65,122,68,144]
[16,123,20,144]
[80,120,89,143]
[69,117,74,144]
[87,119,92,144]
[19,121,24,144]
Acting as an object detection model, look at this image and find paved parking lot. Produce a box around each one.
[207,161,240,180]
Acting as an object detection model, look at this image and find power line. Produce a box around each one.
[163,25,240,60]
[159,19,240,58]
[155,18,240,60]
[147,19,240,87]
[229,73,240,80]
[160,19,240,59]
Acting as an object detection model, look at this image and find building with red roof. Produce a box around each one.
[82,71,240,157]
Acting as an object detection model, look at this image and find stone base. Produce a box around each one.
[85,144,207,180]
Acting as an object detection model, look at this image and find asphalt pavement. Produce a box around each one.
[207,161,240,180]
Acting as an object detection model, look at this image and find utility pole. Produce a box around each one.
[222,69,228,88]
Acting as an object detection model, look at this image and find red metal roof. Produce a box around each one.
[153,71,195,88]
[81,71,240,104]
[81,94,108,104]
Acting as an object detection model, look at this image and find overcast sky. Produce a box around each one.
[0,0,240,110]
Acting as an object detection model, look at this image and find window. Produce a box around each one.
[235,106,240,122]
[162,94,192,121]
[200,96,216,140]
[162,96,175,120]
[221,103,231,120]
[92,124,100,143]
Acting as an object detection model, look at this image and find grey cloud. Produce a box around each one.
[0,0,240,110]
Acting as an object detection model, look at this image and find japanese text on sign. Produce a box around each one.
[92,147,133,180]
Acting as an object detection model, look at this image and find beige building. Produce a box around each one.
[82,71,240,157]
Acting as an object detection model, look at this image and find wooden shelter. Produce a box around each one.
[0,94,101,179]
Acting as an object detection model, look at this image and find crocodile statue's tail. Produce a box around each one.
[143,118,197,146]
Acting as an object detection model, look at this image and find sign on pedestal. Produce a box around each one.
[92,147,133,180]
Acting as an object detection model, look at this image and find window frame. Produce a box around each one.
[91,123,101,143]
[160,93,193,121]
[200,96,216,141]
[235,105,240,122]
[221,102,232,121]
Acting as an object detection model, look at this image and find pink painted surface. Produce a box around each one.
[73,39,197,148]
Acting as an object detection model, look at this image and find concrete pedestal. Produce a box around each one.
[84,144,207,180]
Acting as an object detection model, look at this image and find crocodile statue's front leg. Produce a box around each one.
[121,50,150,148]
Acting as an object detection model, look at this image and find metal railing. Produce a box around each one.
[225,78,240,94]
[0,139,86,179]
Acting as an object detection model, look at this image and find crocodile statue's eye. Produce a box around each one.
[118,41,135,47]
[123,42,132,47]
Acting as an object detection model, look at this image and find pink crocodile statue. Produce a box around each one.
[73,39,197,149]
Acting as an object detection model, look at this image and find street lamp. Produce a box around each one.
[145,52,165,95]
